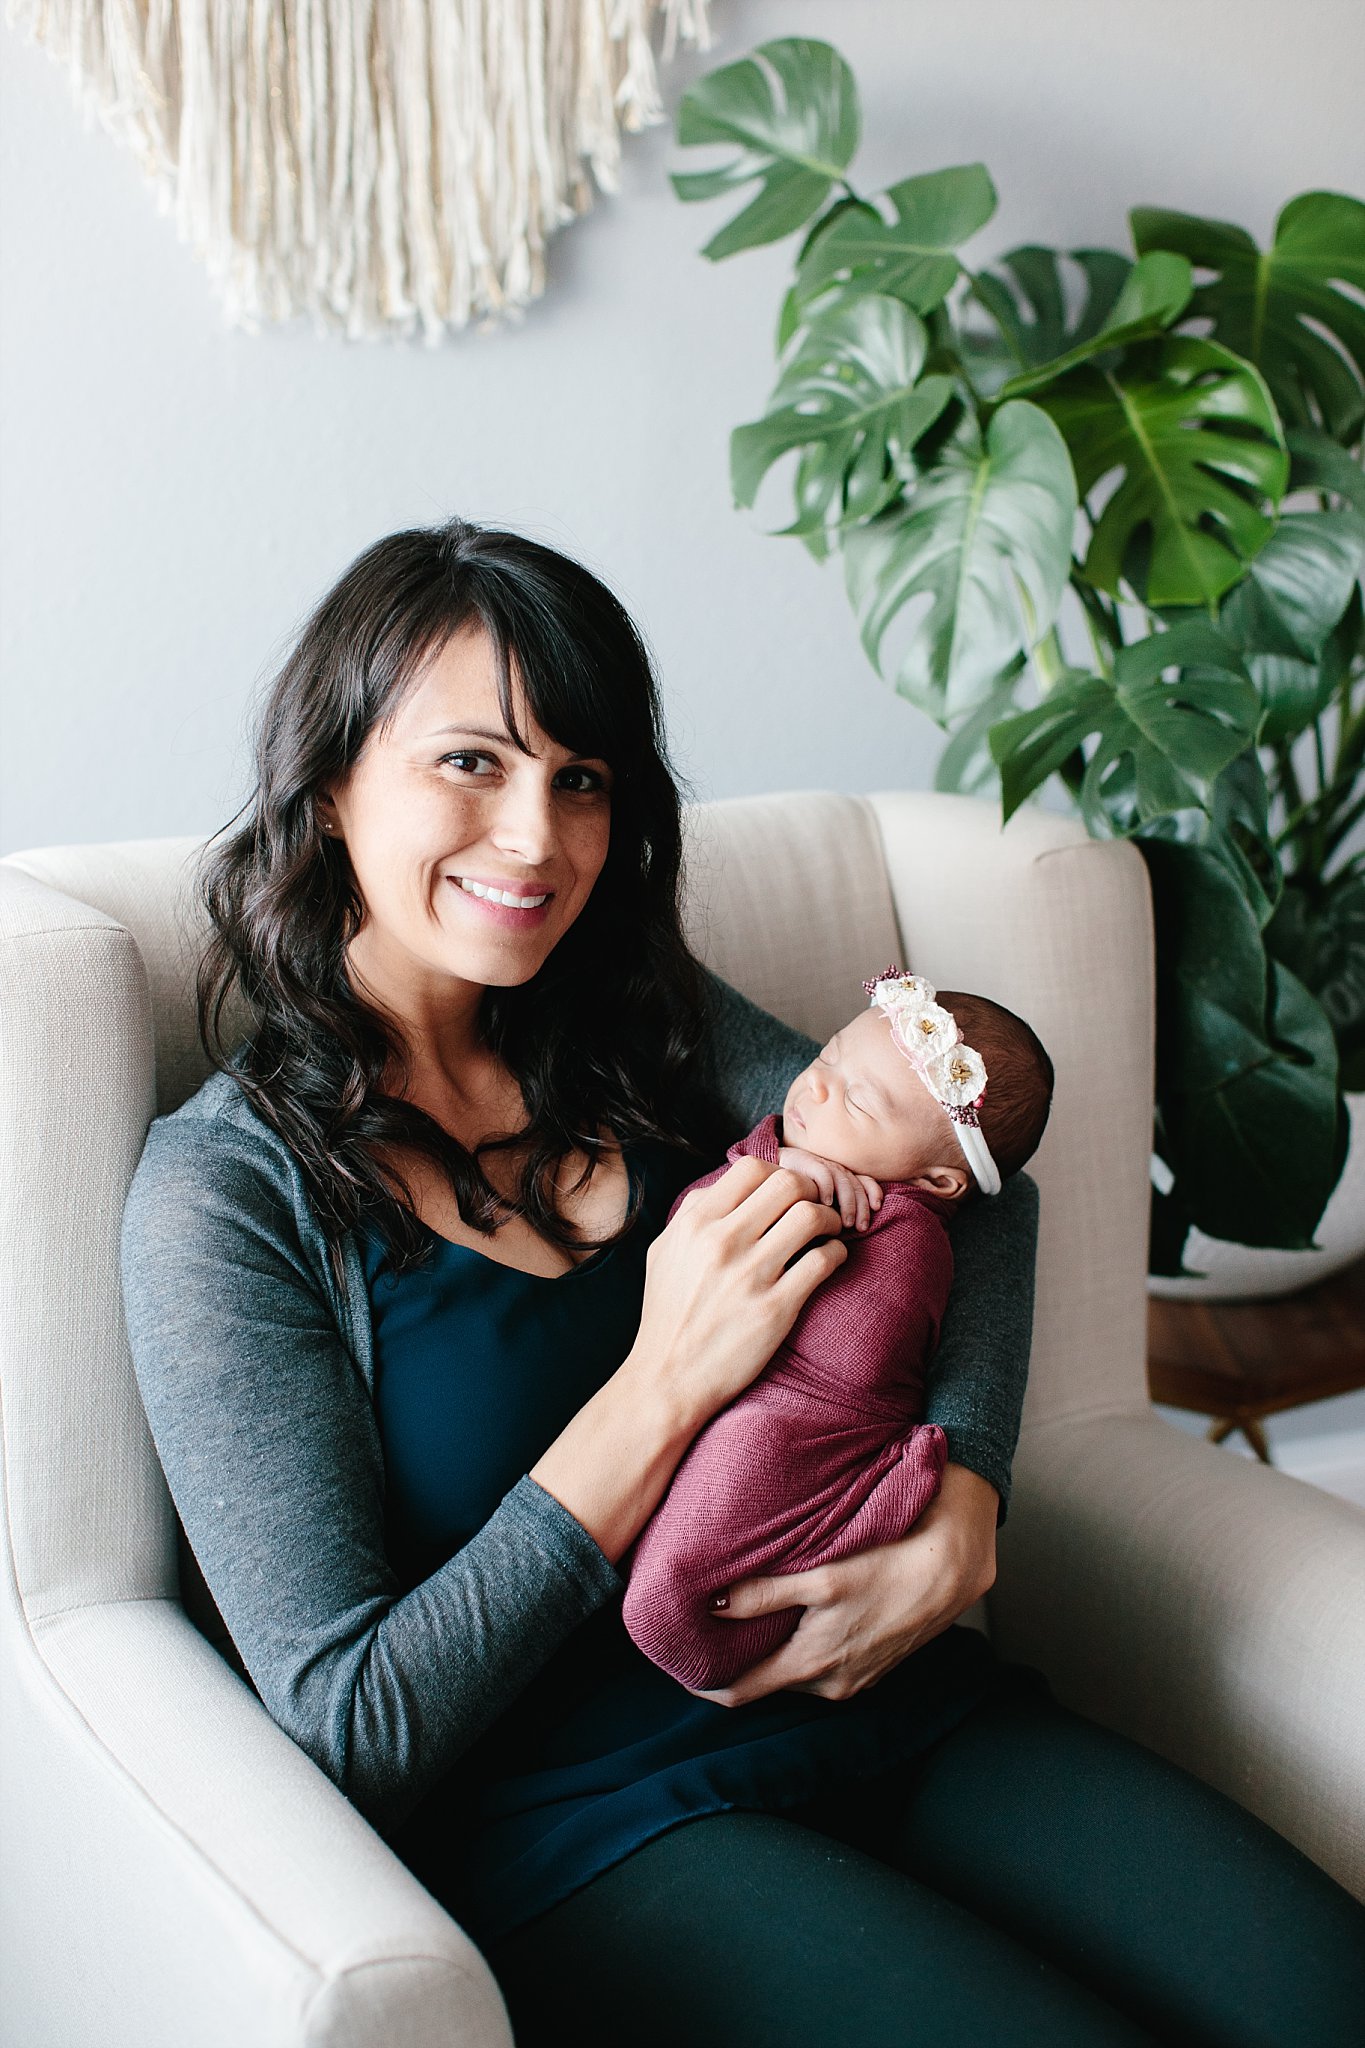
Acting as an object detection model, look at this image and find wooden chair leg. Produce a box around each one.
[1207,1414,1274,1463]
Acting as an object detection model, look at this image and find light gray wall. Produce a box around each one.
[1,0,1362,856]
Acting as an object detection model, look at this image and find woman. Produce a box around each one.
[120,519,1365,2047]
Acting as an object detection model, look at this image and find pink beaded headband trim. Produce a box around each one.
[862,967,1002,1197]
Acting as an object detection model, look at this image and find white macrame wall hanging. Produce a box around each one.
[5,0,714,342]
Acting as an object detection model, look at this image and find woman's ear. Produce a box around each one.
[908,1164,972,1203]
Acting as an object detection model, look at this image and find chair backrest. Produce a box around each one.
[0,792,1154,1638]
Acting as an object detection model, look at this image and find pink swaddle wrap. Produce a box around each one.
[621,1115,952,1691]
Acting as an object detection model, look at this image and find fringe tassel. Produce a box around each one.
[4,0,713,341]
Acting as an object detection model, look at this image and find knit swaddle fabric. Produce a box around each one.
[622,1115,952,1690]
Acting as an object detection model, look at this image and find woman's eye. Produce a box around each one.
[556,766,611,796]
[439,750,497,775]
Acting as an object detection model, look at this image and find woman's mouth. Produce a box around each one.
[447,874,555,927]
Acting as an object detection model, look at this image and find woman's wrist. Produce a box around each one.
[528,1354,699,1570]
[923,1459,999,1602]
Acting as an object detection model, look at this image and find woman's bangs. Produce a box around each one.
[494,610,643,775]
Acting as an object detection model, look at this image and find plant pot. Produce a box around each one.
[1149,1094,1365,1304]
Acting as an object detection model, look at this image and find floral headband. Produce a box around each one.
[861,967,1002,1197]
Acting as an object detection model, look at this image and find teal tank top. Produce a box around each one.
[364,1136,996,1943]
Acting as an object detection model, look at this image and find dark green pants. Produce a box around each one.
[485,1664,1365,2047]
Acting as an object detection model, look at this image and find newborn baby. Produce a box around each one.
[621,969,1053,1692]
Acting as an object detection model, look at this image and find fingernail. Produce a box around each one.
[708,1592,730,1610]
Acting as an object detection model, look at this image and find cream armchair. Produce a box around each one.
[2,792,1362,2048]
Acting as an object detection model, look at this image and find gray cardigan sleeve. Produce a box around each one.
[702,972,1037,1525]
[119,1114,623,1837]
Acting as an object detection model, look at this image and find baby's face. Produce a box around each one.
[781,1007,961,1184]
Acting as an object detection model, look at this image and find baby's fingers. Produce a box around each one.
[830,1164,867,1232]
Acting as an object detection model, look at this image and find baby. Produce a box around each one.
[621,969,1054,1693]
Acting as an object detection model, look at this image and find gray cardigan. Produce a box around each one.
[119,975,1038,1836]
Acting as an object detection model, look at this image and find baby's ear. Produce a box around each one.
[908,1165,972,1203]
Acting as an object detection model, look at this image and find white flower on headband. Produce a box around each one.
[867,971,935,1017]
[924,1043,988,1108]
[891,1000,959,1061]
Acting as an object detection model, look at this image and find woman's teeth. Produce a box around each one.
[455,877,550,909]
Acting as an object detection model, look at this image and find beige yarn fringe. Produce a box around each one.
[5,0,714,340]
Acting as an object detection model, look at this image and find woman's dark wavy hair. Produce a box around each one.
[196,517,732,1286]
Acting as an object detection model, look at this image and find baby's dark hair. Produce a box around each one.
[937,991,1054,1189]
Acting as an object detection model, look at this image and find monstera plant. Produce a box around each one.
[671,35,1365,1276]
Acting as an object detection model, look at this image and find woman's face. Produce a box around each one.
[318,623,613,1029]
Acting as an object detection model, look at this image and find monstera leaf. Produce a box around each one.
[989,623,1260,835]
[791,164,997,316]
[997,251,1193,397]
[1132,192,1365,443]
[1039,336,1288,607]
[1268,876,1365,1092]
[934,662,1026,799]
[1220,511,1365,663]
[1286,427,1365,513]
[730,295,953,535]
[672,40,859,260]
[1144,839,1342,1255]
[1217,512,1365,745]
[968,246,1134,376]
[843,401,1076,722]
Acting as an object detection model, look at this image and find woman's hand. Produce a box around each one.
[683,1462,999,1707]
[776,1144,883,1234]
[626,1157,848,1431]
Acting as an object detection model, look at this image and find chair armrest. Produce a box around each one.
[988,1410,1365,1904]
[5,1596,513,2048]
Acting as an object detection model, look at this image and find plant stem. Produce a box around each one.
[1274,740,1307,834]
[1321,787,1365,867]
[1074,576,1119,672]
[1032,627,1068,693]
[1334,679,1365,785]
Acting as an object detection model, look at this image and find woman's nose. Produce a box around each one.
[489,775,557,866]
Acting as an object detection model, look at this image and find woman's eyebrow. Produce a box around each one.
[422,723,514,743]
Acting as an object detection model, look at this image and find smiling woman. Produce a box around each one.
[195,521,731,1285]
[117,515,1365,2046]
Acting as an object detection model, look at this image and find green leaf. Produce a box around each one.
[672,40,860,261]
[793,164,997,315]
[1219,510,1365,661]
[1040,335,1289,607]
[1287,428,1365,515]
[997,251,1194,397]
[1131,192,1365,443]
[1141,839,1342,1250]
[988,623,1259,832]
[843,401,1077,722]
[1267,875,1365,1088]
[968,246,1135,374]
[1135,747,1282,932]
[934,660,1026,799]
[730,295,953,534]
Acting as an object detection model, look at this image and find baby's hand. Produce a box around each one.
[776,1145,883,1234]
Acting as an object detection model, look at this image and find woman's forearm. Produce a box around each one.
[529,1355,701,1568]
